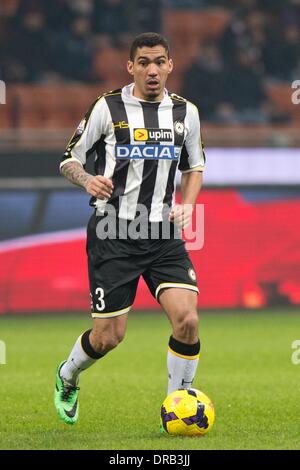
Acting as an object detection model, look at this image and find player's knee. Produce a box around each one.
[103,335,123,353]
[90,330,125,354]
[174,310,199,343]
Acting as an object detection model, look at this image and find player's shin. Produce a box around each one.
[167,335,200,394]
[60,329,104,385]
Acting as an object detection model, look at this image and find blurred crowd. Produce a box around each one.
[0,0,162,83]
[183,0,300,123]
[0,0,299,124]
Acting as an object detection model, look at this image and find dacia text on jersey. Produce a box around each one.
[115,145,181,160]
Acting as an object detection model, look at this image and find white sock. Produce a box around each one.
[60,330,102,385]
[167,336,200,395]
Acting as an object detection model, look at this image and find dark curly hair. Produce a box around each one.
[129,32,170,61]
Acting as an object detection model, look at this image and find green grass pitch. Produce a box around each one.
[0,310,299,450]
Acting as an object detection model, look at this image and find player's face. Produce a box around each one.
[127,46,173,102]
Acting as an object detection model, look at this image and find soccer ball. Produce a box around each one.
[160,388,215,436]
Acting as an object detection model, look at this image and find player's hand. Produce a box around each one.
[85,175,114,199]
[169,204,193,230]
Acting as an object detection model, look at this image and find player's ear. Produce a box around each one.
[168,59,173,74]
[127,60,134,76]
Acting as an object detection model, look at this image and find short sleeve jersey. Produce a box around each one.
[60,83,205,222]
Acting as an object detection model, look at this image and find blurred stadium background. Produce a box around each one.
[1,0,300,452]
[0,0,300,315]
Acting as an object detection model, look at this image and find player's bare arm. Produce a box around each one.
[181,171,203,205]
[169,172,203,229]
[61,161,114,199]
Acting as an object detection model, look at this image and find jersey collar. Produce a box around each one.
[122,83,170,106]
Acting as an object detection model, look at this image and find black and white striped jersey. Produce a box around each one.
[60,83,205,222]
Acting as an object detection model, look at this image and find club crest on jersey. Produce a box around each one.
[174,121,185,135]
[115,144,181,160]
[134,128,172,142]
[188,268,197,282]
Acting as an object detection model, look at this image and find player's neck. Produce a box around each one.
[132,85,163,103]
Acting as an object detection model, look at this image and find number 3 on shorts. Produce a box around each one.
[95,287,105,311]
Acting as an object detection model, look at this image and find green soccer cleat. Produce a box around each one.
[160,423,166,434]
[54,361,80,425]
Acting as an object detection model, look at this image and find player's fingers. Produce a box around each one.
[183,214,193,229]
[94,175,114,190]
[175,208,184,217]
[90,181,113,197]
[173,212,184,223]
[96,183,113,196]
[175,220,184,229]
[86,183,111,199]
[88,188,98,197]
[96,189,112,199]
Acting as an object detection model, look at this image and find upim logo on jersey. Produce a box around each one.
[134,128,173,142]
[116,144,181,160]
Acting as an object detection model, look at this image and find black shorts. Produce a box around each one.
[86,212,199,319]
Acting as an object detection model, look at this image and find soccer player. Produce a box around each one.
[55,32,205,425]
